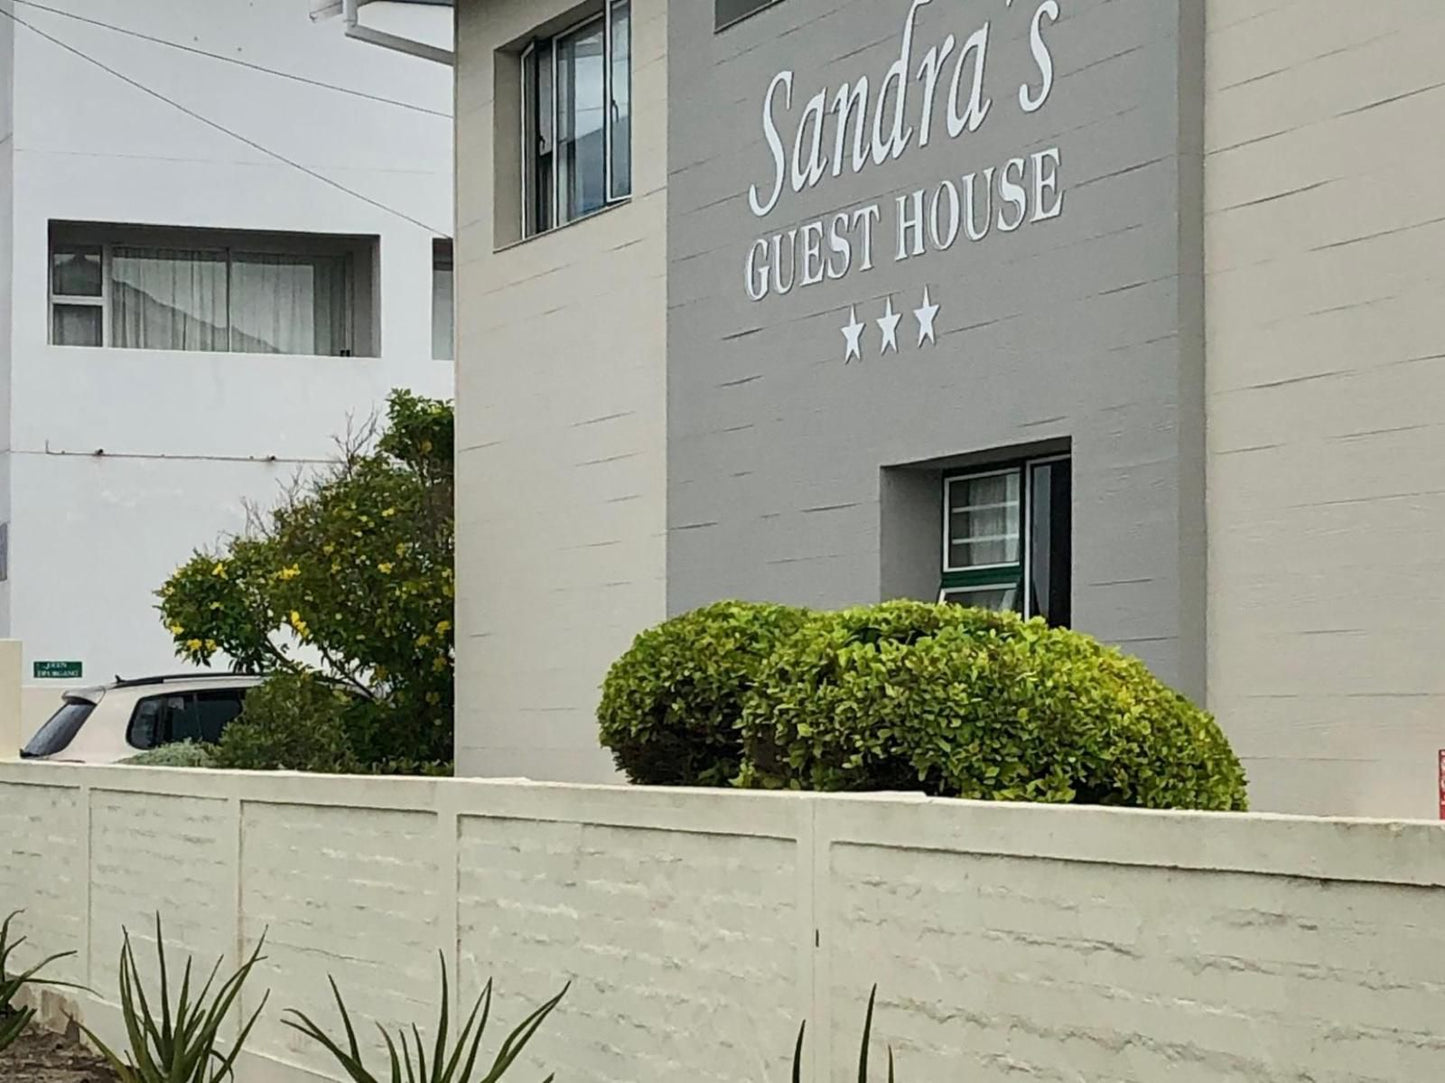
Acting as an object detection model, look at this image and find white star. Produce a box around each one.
[877,297,902,355]
[914,286,940,347]
[841,305,865,363]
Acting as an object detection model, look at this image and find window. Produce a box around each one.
[521,1,631,238]
[126,689,247,751]
[49,224,377,357]
[716,0,786,31]
[21,699,96,758]
[942,457,1071,625]
[432,239,454,361]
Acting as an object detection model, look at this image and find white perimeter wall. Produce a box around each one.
[3,0,453,687]
[4,762,1445,1082]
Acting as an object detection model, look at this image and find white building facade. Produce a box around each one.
[0,0,453,707]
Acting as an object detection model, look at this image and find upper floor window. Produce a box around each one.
[942,456,1072,626]
[48,223,378,357]
[521,0,631,239]
[716,0,785,31]
[432,239,454,361]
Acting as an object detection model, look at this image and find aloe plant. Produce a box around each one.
[0,910,79,1052]
[79,915,268,1083]
[790,985,894,1083]
[285,953,567,1083]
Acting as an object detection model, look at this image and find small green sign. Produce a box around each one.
[34,661,83,680]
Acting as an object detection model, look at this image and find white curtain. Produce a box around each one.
[953,473,1021,567]
[110,248,227,351]
[230,253,349,356]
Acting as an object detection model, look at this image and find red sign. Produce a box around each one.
[1438,751,1445,820]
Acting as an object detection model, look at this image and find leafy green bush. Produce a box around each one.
[212,672,360,774]
[368,758,454,778]
[598,601,809,786]
[738,601,1024,792]
[123,742,218,769]
[738,602,1248,811]
[157,390,454,770]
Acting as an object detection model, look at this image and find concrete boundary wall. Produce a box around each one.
[2,764,1444,1082]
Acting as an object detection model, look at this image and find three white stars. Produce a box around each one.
[840,289,942,361]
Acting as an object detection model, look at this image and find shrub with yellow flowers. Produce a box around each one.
[157,391,455,773]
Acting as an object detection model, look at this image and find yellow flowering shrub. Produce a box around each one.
[156,391,454,772]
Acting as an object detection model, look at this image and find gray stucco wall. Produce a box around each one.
[666,0,1207,695]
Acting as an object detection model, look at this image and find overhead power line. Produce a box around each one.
[0,4,451,237]
[12,0,451,118]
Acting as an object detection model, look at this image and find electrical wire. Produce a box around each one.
[11,0,451,118]
[0,4,452,237]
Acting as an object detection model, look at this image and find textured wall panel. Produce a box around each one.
[458,816,801,1083]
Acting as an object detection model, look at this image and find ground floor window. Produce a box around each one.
[941,456,1071,625]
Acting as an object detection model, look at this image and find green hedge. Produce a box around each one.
[601,600,1248,811]
[738,601,1030,792]
[212,671,360,774]
[598,601,809,786]
[741,602,1247,809]
[123,741,218,769]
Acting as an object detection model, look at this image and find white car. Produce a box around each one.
[21,673,265,765]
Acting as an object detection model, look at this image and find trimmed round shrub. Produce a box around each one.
[738,601,1247,811]
[598,601,810,786]
[212,671,360,774]
[123,741,218,769]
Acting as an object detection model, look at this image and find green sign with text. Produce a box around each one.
[33,661,83,680]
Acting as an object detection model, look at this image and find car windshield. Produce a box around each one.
[22,699,96,758]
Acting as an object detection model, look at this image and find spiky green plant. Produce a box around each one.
[0,910,78,1052]
[79,915,268,1082]
[284,953,567,1083]
[790,985,894,1083]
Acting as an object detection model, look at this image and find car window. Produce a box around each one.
[127,696,167,751]
[128,688,249,749]
[163,695,204,744]
[194,690,246,743]
[22,699,96,758]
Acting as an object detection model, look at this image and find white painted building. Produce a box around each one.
[0,0,453,708]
